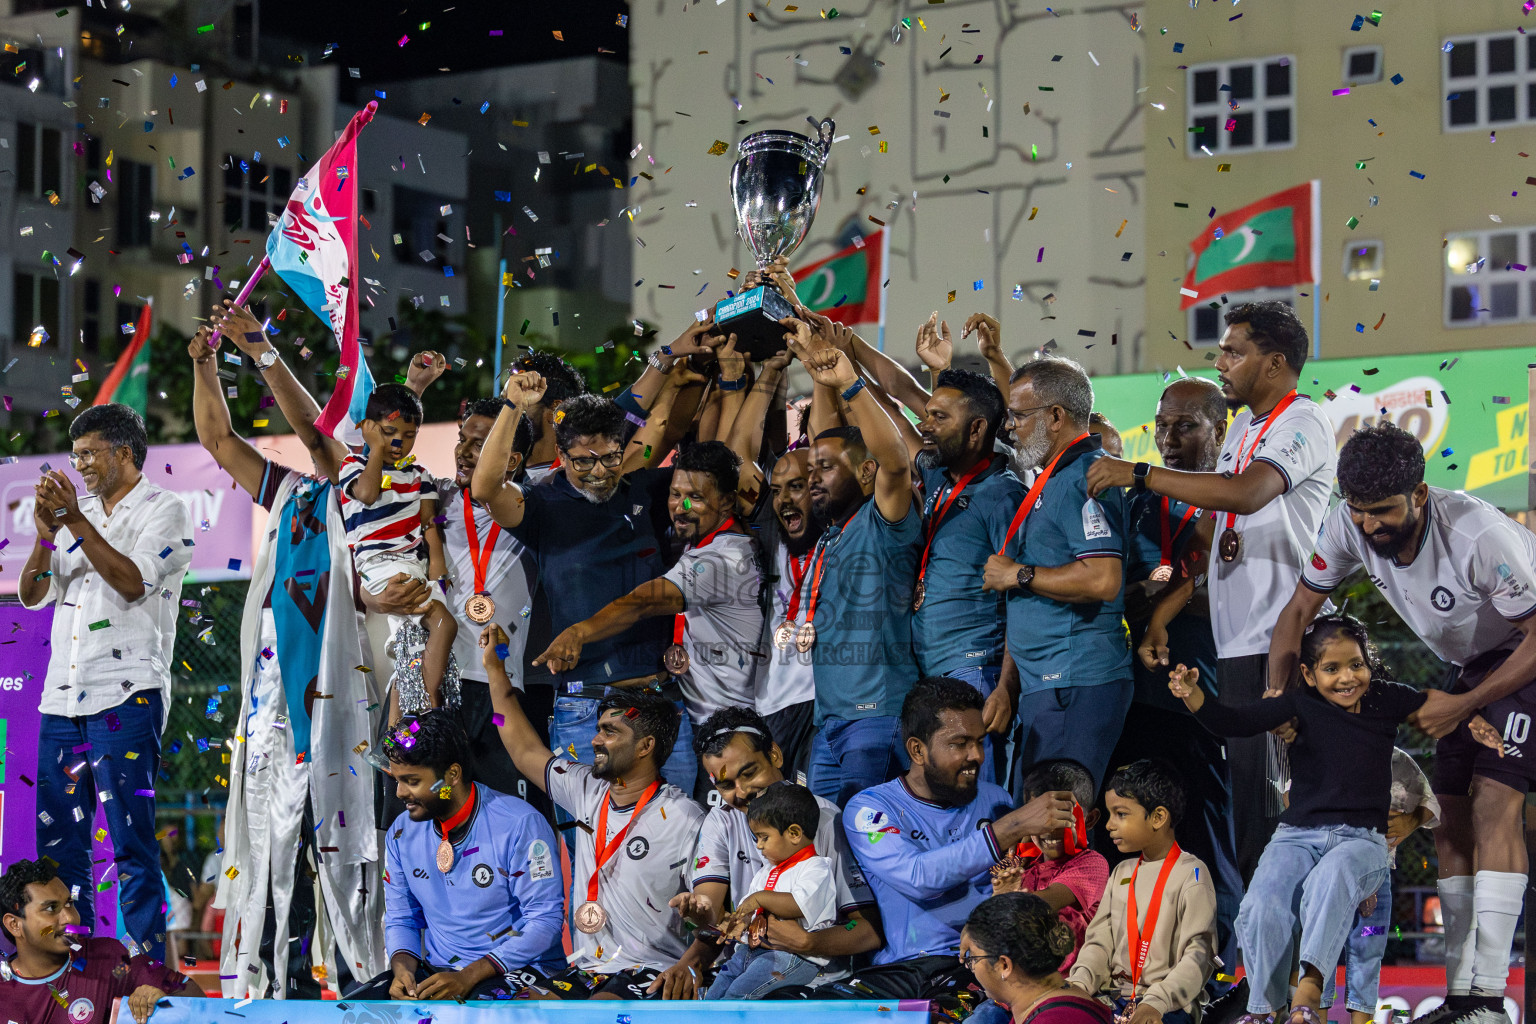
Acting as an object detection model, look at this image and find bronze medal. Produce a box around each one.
[1149,565,1174,583]
[574,900,608,934]
[912,578,926,612]
[1218,527,1241,563]
[663,643,691,676]
[435,838,454,873]
[773,621,797,650]
[465,593,495,624]
[795,621,817,654]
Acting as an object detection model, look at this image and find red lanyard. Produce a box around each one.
[433,784,477,841]
[764,844,818,890]
[1126,843,1182,994]
[917,457,991,584]
[587,781,660,904]
[997,433,1090,556]
[1158,498,1200,570]
[1224,391,1299,530]
[462,494,502,594]
[782,552,812,622]
[801,512,856,629]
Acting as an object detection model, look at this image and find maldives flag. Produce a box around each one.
[94,301,151,415]
[792,231,884,324]
[1179,181,1320,310]
[267,101,378,445]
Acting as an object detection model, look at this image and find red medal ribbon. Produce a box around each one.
[1158,498,1201,570]
[1223,391,1300,531]
[763,843,819,891]
[801,511,857,631]
[917,456,992,585]
[781,552,812,622]
[433,783,477,842]
[997,433,1091,557]
[692,515,737,549]
[462,494,502,596]
[587,781,661,904]
[1126,842,1182,995]
[672,614,686,644]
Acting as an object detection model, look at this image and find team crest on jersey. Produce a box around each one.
[852,806,886,834]
[472,863,494,887]
[68,997,94,1023]
[625,836,650,860]
[528,840,555,881]
[1431,586,1456,612]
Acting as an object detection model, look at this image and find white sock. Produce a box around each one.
[1471,870,1526,997]
[1439,876,1476,996]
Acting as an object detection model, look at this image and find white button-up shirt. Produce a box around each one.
[20,474,193,717]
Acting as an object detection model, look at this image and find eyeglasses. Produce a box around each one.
[562,449,624,472]
[68,446,116,468]
[958,952,1003,971]
[1008,405,1054,421]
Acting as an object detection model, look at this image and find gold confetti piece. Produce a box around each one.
[727,268,740,279]
[1217,163,1231,172]
[785,4,799,9]
[1115,219,1127,237]
[253,419,268,427]
[947,290,957,303]
[418,113,431,126]
[224,866,240,880]
[552,30,564,41]
[879,141,888,152]
[1028,207,1038,220]
[707,140,729,155]
[1425,391,1433,407]
[867,125,881,135]
[1374,313,1386,330]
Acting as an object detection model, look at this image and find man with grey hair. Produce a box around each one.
[982,356,1131,793]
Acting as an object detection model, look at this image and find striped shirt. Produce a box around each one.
[339,451,437,560]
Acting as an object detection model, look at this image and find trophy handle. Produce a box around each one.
[816,117,836,157]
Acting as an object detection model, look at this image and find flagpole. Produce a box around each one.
[207,255,272,346]
[876,228,890,352]
[1309,178,1322,360]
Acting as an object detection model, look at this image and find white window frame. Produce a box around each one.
[1443,226,1536,327]
[1187,287,1297,348]
[1343,240,1383,282]
[1186,55,1297,157]
[1441,32,1533,133]
[1342,45,1383,86]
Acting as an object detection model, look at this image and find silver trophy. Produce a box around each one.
[714,118,835,359]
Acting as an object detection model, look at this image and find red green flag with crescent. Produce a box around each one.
[791,231,884,324]
[94,301,151,415]
[1179,181,1319,309]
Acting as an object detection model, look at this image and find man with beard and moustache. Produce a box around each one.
[439,399,543,805]
[1267,423,1536,1024]
[478,633,707,1000]
[838,678,1078,1001]
[473,376,698,792]
[651,708,881,998]
[1086,301,1337,882]
[912,369,1026,785]
[532,440,766,797]
[1101,376,1241,987]
[348,712,565,1001]
[982,356,1130,793]
[789,323,923,806]
[19,403,192,964]
[512,350,589,484]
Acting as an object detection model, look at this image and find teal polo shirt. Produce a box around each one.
[911,455,1027,676]
[1001,435,1131,693]
[802,495,922,724]
[1126,490,1219,712]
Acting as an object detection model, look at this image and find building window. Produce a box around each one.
[1187,56,1295,156]
[1444,227,1536,325]
[16,123,63,199]
[1343,46,1383,86]
[13,270,61,348]
[1344,241,1383,282]
[1441,33,1536,131]
[223,156,293,231]
[1188,287,1297,346]
[393,185,453,266]
[81,279,101,353]
[116,160,154,248]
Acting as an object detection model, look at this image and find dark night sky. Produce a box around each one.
[260,0,630,87]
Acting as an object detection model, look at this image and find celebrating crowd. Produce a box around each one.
[5,258,1536,1024]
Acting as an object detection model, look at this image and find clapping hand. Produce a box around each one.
[963,312,1003,361]
[916,312,953,372]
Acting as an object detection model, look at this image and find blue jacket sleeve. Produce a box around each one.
[384,830,427,962]
[484,814,567,973]
[844,799,1002,901]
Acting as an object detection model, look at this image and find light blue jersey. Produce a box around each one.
[844,776,1013,964]
[384,783,566,974]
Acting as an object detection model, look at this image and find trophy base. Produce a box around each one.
[713,286,798,361]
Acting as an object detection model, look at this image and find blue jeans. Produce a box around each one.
[550,695,697,796]
[1236,823,1389,1014]
[1013,679,1133,796]
[1322,871,1393,1013]
[37,691,165,962]
[946,665,1003,788]
[808,716,907,806]
[705,946,821,998]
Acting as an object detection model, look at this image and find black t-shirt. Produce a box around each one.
[1193,680,1428,832]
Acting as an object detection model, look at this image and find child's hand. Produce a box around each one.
[1468,715,1504,756]
[360,418,385,453]
[1168,664,1204,710]
[719,909,749,944]
[1359,892,1379,917]
[734,893,763,917]
[668,891,714,924]
[1127,1001,1163,1024]
[1385,810,1421,849]
[478,623,510,671]
[990,855,1026,895]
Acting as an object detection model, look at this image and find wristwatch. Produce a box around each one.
[1016,564,1036,591]
[1132,462,1151,492]
[718,372,750,392]
[648,350,675,375]
[254,348,279,372]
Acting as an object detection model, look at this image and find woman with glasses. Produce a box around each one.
[960,893,1113,1024]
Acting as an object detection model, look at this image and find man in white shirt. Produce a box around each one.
[1268,423,1536,1024]
[18,403,192,964]
[1087,300,1337,881]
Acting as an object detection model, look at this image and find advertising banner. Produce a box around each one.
[122,999,934,1023]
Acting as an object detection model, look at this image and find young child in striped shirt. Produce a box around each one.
[340,383,457,710]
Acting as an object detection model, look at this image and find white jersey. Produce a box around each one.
[1303,487,1536,666]
[1210,395,1337,658]
[756,531,818,715]
[440,486,537,688]
[744,853,838,966]
[544,758,704,972]
[662,531,766,723]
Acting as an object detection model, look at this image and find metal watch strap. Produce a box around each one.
[648,351,675,375]
[255,348,279,371]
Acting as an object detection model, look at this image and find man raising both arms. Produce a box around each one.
[1267,423,1536,1024]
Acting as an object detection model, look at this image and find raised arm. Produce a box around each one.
[188,325,267,496]
[471,371,545,528]
[963,313,1013,393]
[722,347,793,506]
[478,623,555,788]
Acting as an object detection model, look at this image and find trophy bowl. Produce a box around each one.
[714,119,835,361]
